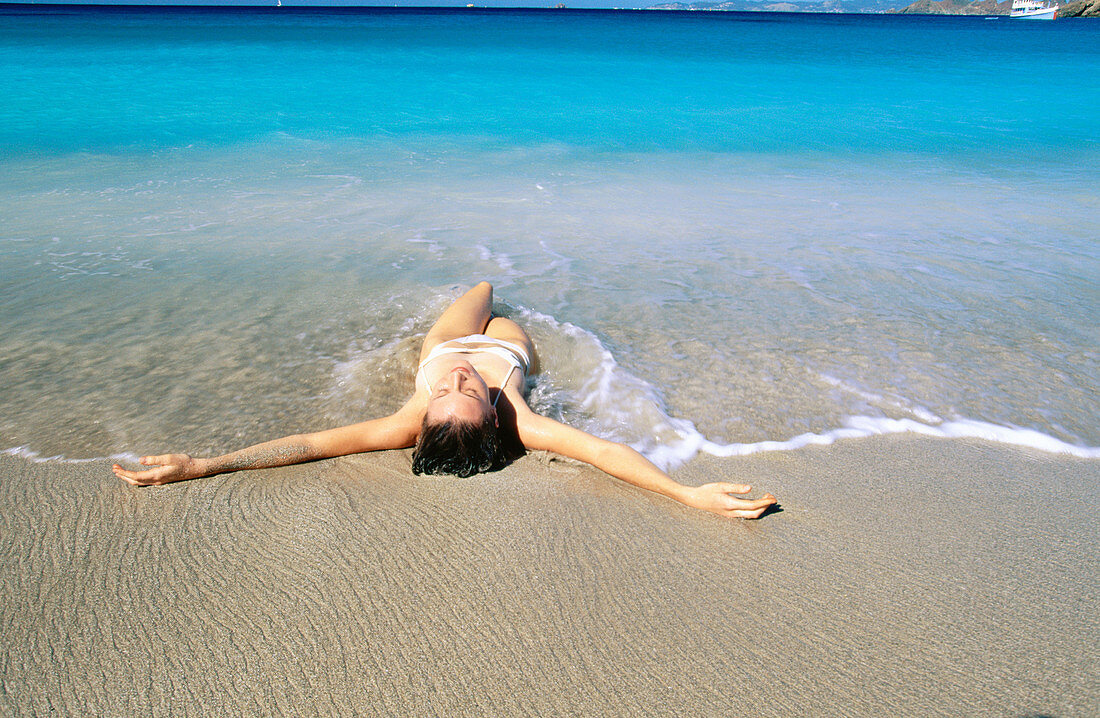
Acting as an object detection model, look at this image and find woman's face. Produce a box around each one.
[425,361,495,425]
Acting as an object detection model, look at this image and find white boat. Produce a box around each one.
[1010,0,1059,19]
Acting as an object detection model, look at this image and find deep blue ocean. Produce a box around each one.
[3,5,1098,157]
[1,6,1097,463]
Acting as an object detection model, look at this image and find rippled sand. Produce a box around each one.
[1,437,1096,716]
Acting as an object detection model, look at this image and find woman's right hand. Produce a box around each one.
[113,454,205,486]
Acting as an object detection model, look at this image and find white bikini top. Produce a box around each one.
[417,334,531,408]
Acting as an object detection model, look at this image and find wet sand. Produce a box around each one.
[1,437,1097,716]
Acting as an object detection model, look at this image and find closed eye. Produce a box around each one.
[435,387,481,399]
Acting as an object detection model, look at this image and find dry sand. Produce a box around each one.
[1,436,1097,716]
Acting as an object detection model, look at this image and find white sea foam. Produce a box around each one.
[819,373,941,424]
[1,446,142,465]
[6,307,1098,468]
[535,240,573,274]
[473,243,521,285]
[691,417,1100,461]
[514,308,1100,470]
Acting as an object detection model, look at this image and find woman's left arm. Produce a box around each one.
[515,410,776,519]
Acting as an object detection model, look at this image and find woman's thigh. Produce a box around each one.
[421,282,494,359]
[485,317,538,373]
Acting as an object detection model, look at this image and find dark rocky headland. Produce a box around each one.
[895,0,1098,15]
[648,0,1099,14]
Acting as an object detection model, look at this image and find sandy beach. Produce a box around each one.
[3,7,1099,716]
[2,436,1096,716]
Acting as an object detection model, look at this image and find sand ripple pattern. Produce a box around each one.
[1,443,1098,716]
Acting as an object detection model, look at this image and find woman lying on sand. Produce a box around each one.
[114,282,777,519]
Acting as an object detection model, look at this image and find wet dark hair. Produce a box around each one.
[411,413,504,478]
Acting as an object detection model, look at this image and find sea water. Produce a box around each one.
[1,6,1097,466]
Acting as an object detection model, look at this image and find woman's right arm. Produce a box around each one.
[113,403,422,486]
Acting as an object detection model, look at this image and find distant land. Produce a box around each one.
[648,0,1099,14]
[895,0,1099,14]
[894,0,1012,13]
[1059,0,1100,15]
[647,0,900,10]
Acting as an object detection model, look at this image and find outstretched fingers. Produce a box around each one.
[723,492,777,519]
[113,456,173,486]
[113,463,153,486]
[688,482,777,519]
[114,453,199,486]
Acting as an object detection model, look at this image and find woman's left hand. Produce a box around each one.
[683,483,777,519]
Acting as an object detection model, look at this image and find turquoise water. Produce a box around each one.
[1,6,1098,464]
[3,7,1099,157]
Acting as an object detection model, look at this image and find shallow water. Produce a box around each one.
[1,7,1097,466]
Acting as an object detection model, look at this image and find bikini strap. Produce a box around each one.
[492,364,517,408]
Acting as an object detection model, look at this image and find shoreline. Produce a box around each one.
[3,435,1096,715]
